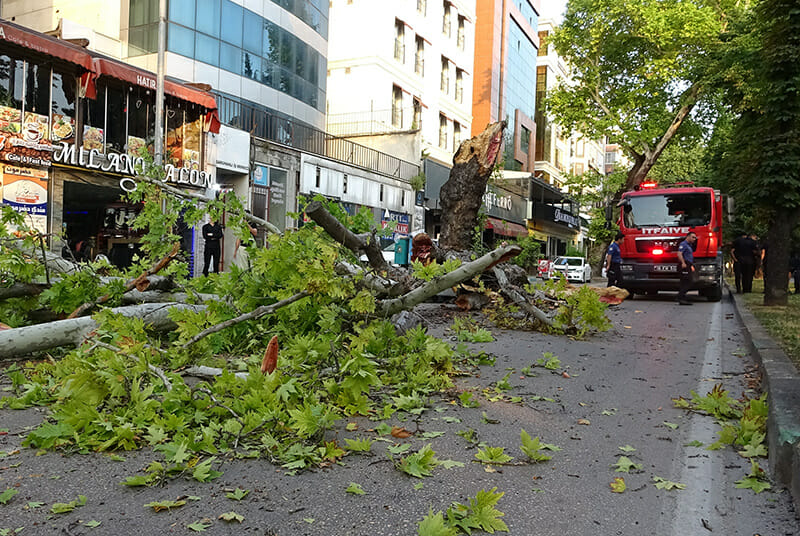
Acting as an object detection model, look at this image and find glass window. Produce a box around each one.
[129,24,158,55]
[183,106,202,169]
[243,14,262,54]
[294,44,307,77]
[0,55,24,110]
[263,21,279,63]
[106,86,127,153]
[195,33,219,65]
[261,58,275,88]
[83,86,105,151]
[130,0,158,26]
[127,88,155,153]
[168,24,195,57]
[242,51,261,80]
[195,0,220,37]
[165,102,184,166]
[169,0,195,27]
[24,62,51,116]
[279,31,295,71]
[220,0,243,46]
[51,71,76,142]
[520,125,530,154]
[220,42,241,74]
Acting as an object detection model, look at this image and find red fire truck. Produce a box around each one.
[615,182,723,301]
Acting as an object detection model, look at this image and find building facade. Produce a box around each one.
[0,20,220,273]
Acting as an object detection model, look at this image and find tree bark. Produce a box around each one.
[0,302,205,358]
[377,244,521,316]
[305,200,389,271]
[763,207,800,306]
[492,267,554,327]
[439,121,506,250]
[0,282,44,300]
[622,84,702,192]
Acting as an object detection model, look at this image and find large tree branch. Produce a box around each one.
[67,243,181,318]
[492,267,554,327]
[0,302,205,358]
[181,291,310,348]
[377,244,521,316]
[305,200,388,271]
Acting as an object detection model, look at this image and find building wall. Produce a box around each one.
[326,0,475,167]
[471,0,538,171]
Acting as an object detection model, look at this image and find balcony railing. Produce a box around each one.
[217,94,419,182]
[326,107,418,136]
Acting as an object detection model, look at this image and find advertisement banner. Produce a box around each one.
[382,209,410,239]
[1,164,48,233]
[0,107,55,167]
[252,164,269,186]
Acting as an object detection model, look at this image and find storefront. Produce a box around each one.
[482,185,528,246]
[527,175,581,259]
[0,20,219,273]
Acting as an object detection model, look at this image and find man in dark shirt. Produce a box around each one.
[676,231,697,305]
[605,232,624,288]
[790,250,800,295]
[733,233,759,293]
[730,233,747,293]
[202,219,224,276]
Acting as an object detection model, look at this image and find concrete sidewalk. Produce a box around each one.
[727,286,800,512]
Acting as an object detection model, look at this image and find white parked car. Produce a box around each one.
[549,256,592,283]
[359,242,398,265]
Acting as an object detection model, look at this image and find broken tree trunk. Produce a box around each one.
[0,302,205,358]
[492,266,554,328]
[439,121,506,250]
[0,282,45,300]
[377,244,521,316]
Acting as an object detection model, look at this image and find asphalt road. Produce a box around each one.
[0,292,797,535]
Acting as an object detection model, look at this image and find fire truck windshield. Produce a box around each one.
[623,192,711,228]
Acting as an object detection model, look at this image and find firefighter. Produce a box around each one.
[605,232,624,288]
[676,231,698,305]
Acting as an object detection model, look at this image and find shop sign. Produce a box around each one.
[382,209,410,236]
[52,142,213,189]
[0,165,48,234]
[252,164,269,186]
[483,186,527,223]
[533,202,580,230]
[215,125,250,173]
[0,107,55,167]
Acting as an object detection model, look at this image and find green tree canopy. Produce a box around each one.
[548,0,742,192]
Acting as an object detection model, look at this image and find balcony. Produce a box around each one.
[326,107,418,137]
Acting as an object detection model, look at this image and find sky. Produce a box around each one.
[539,0,568,22]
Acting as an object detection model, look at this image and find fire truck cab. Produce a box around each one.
[616,182,723,301]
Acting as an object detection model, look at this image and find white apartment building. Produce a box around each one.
[326,0,475,167]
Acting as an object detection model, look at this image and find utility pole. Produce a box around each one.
[154,0,166,167]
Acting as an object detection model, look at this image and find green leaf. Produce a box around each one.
[735,476,771,494]
[653,476,686,490]
[25,501,44,509]
[398,444,440,478]
[738,443,768,458]
[663,422,679,430]
[0,488,18,505]
[346,482,366,495]
[85,520,101,528]
[439,459,465,470]
[51,495,87,514]
[684,440,704,447]
[187,520,211,532]
[475,446,513,464]
[226,488,250,501]
[192,457,223,483]
[520,429,557,463]
[418,508,458,536]
[612,456,642,473]
[144,499,186,512]
[618,445,637,453]
[610,477,626,493]
[344,437,373,453]
[219,511,244,523]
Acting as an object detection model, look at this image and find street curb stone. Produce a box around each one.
[727,286,800,512]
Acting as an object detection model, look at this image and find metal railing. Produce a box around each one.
[216,94,419,181]
[326,107,417,136]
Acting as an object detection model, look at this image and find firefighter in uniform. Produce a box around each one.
[605,232,624,288]
[676,231,698,305]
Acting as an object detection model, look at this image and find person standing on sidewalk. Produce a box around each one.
[676,231,697,305]
[790,249,800,295]
[202,218,224,276]
[734,233,758,293]
[730,233,747,293]
[605,232,624,288]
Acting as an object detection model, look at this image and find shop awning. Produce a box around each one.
[486,217,529,238]
[0,19,93,70]
[91,58,218,111]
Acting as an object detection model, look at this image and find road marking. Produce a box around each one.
[667,301,724,535]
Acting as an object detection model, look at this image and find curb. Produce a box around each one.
[727,286,800,511]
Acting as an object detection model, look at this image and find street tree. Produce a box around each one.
[713,0,800,305]
[548,0,741,192]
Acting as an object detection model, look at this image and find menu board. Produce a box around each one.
[0,164,49,234]
[0,107,54,167]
